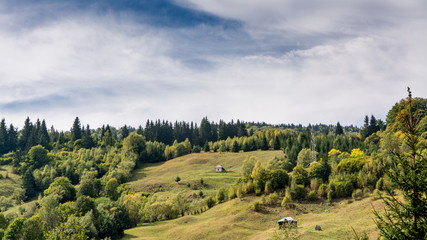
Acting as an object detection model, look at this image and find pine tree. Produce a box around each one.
[71,117,82,141]
[38,120,50,149]
[335,122,344,135]
[374,88,427,239]
[7,124,17,153]
[120,125,130,140]
[19,117,32,151]
[0,119,8,154]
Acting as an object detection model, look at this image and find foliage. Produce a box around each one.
[271,227,300,240]
[3,217,24,240]
[297,148,314,168]
[290,185,306,201]
[46,214,88,240]
[252,201,261,211]
[105,177,120,200]
[307,190,318,201]
[44,177,76,203]
[292,165,308,186]
[374,89,427,239]
[216,187,226,203]
[242,156,256,176]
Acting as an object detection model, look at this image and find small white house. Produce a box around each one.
[277,217,297,229]
[215,165,226,173]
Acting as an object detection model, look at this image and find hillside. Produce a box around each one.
[123,151,382,240]
[127,151,284,198]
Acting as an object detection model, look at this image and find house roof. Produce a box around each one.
[277,217,295,223]
[215,165,223,168]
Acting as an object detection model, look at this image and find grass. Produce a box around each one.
[123,151,383,239]
[0,165,22,197]
[127,151,284,199]
[123,195,383,240]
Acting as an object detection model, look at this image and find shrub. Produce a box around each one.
[372,189,381,200]
[327,191,333,205]
[363,187,370,196]
[175,176,181,183]
[352,189,364,201]
[290,185,306,201]
[376,178,384,190]
[245,181,254,194]
[307,190,318,201]
[265,180,274,194]
[236,187,243,200]
[206,197,215,208]
[333,181,353,198]
[318,184,328,198]
[0,197,13,212]
[267,192,279,205]
[216,187,226,203]
[228,187,236,200]
[252,201,261,211]
[281,196,292,209]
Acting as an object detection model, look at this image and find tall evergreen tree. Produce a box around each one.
[374,88,427,239]
[38,120,50,149]
[335,122,344,135]
[0,119,8,154]
[19,117,32,151]
[7,124,18,153]
[71,117,82,141]
[120,125,130,140]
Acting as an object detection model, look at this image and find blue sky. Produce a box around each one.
[0,0,426,130]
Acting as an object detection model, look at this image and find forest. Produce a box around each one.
[0,93,426,240]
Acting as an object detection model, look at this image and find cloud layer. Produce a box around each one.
[0,0,426,130]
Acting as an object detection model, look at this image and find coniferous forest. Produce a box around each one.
[0,92,426,240]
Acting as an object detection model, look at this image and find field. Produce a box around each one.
[0,165,22,197]
[124,151,383,240]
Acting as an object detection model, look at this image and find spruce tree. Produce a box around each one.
[19,117,32,151]
[7,124,17,153]
[374,88,427,239]
[335,122,344,135]
[71,117,82,141]
[0,119,8,154]
[38,120,50,149]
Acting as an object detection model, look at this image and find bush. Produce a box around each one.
[265,181,274,194]
[252,201,261,211]
[206,196,215,208]
[267,192,279,205]
[307,190,318,201]
[372,189,381,200]
[352,189,364,201]
[281,196,292,209]
[228,187,236,200]
[0,197,13,212]
[376,178,384,190]
[318,184,328,198]
[290,185,306,201]
[175,176,181,183]
[216,187,226,203]
[327,191,333,205]
[333,181,353,198]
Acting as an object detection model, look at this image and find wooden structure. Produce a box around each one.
[215,165,226,173]
[277,217,297,229]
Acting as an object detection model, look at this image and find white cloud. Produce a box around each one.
[0,1,426,130]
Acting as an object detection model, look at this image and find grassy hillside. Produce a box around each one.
[124,196,382,240]
[0,165,22,197]
[127,151,284,198]
[124,151,382,239]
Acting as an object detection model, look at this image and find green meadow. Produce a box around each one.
[123,151,382,239]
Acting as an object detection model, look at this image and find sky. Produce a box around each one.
[0,0,426,130]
